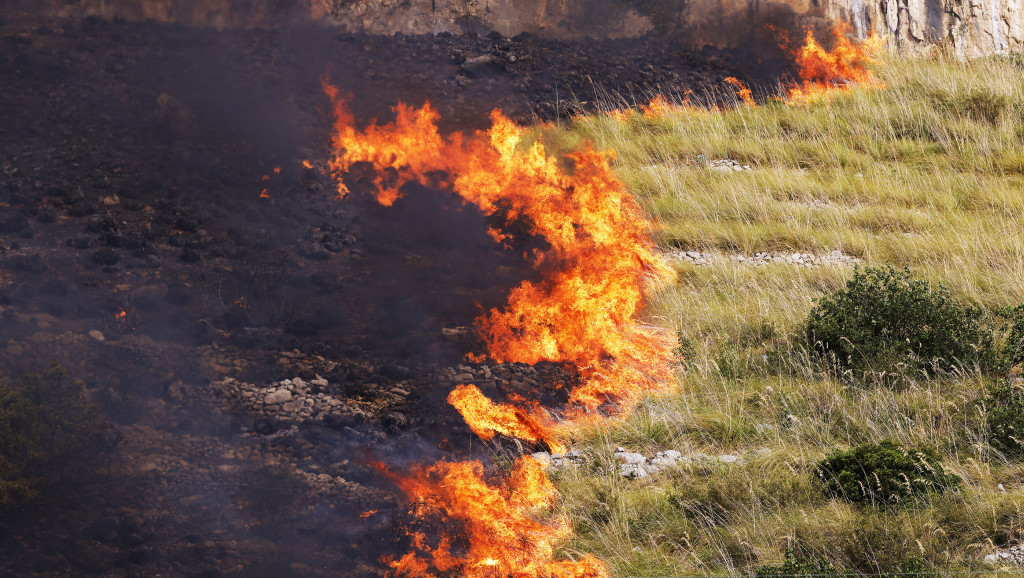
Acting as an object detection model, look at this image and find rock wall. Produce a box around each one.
[826,0,1024,57]
[11,0,1023,56]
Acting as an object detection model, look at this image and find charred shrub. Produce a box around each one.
[985,379,1024,457]
[814,439,960,507]
[806,266,992,377]
[0,366,112,507]
[754,548,837,577]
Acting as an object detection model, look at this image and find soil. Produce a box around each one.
[0,10,787,577]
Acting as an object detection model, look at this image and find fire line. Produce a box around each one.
[327,84,676,577]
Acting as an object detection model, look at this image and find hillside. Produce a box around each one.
[542,54,1024,576]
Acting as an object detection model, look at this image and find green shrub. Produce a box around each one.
[806,265,993,377]
[0,366,111,507]
[997,304,1024,368]
[986,379,1024,457]
[754,548,838,577]
[814,439,961,507]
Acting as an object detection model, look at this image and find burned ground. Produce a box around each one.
[0,11,775,577]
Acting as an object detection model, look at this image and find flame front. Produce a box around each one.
[327,87,676,577]
[327,89,677,440]
[783,22,885,104]
[382,457,607,578]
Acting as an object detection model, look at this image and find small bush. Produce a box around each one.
[806,265,992,377]
[0,366,112,508]
[814,439,961,507]
[997,304,1024,368]
[986,379,1024,457]
[754,548,838,577]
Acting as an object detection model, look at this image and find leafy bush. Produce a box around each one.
[806,265,992,376]
[986,379,1024,457]
[997,304,1024,369]
[814,439,960,507]
[0,366,111,507]
[755,548,838,577]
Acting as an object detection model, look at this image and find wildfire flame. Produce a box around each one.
[327,87,676,436]
[381,457,607,578]
[327,86,676,577]
[724,77,756,107]
[447,384,561,452]
[782,22,885,104]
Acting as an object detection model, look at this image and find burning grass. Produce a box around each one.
[541,53,1024,575]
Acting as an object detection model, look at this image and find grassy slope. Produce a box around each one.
[542,56,1024,576]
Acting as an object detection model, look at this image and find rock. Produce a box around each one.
[264,389,292,405]
[663,450,682,460]
[88,329,105,341]
[620,463,649,478]
[718,454,740,464]
[615,452,647,465]
[531,452,551,467]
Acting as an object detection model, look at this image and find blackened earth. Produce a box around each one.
[0,11,780,577]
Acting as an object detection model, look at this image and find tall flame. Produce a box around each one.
[782,22,885,104]
[327,86,676,577]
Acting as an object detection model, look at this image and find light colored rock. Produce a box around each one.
[88,329,105,342]
[718,454,740,464]
[264,389,293,405]
[620,463,649,478]
[615,452,648,465]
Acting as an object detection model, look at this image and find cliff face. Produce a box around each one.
[827,0,1023,57]
[14,0,1023,57]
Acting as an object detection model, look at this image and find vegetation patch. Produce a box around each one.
[806,265,992,377]
[0,366,112,507]
[986,379,1024,458]
[814,439,961,506]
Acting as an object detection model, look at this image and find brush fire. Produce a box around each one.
[326,78,678,574]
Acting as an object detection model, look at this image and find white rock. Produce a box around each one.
[663,450,682,459]
[718,454,740,464]
[532,452,551,466]
[620,463,649,478]
[264,389,293,404]
[615,452,648,465]
[88,329,105,342]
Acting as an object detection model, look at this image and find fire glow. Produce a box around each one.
[326,83,676,576]
[781,22,885,104]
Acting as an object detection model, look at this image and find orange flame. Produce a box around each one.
[447,385,562,452]
[384,457,607,578]
[360,509,379,518]
[326,91,676,435]
[782,22,885,104]
[724,77,756,107]
[258,189,271,199]
[302,159,314,169]
[327,89,676,577]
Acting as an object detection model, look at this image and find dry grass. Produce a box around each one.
[538,54,1024,576]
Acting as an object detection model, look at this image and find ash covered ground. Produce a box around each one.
[0,11,784,577]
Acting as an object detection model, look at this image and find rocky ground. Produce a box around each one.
[0,10,781,576]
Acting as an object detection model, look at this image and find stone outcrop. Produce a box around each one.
[827,0,1023,57]
[14,0,1020,57]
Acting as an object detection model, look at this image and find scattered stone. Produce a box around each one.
[620,463,649,478]
[667,248,860,268]
[88,329,105,342]
[707,159,752,172]
[264,389,293,405]
[985,544,1024,566]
